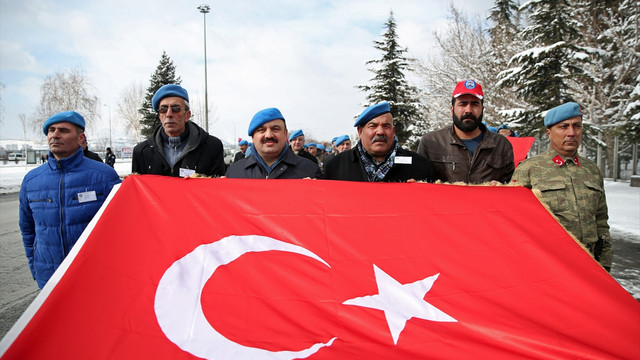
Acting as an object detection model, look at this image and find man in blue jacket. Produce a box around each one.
[19,111,121,289]
[225,107,322,179]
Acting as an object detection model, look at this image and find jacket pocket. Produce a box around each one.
[537,181,569,213]
[583,179,604,214]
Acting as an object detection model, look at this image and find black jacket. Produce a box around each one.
[324,147,434,182]
[132,122,225,177]
[225,146,322,179]
[292,147,318,164]
[83,149,102,163]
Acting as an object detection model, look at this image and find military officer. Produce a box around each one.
[511,102,612,271]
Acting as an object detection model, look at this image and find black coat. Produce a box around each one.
[83,149,103,163]
[132,122,225,177]
[225,147,323,179]
[324,147,434,182]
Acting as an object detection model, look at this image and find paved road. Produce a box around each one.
[0,192,638,340]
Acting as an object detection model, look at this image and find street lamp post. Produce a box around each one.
[197,4,210,133]
[104,104,112,149]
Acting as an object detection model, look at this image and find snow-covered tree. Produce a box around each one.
[31,68,99,134]
[572,0,639,174]
[357,11,423,148]
[623,74,640,143]
[497,0,588,136]
[140,52,182,138]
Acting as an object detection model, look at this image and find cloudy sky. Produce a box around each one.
[0,0,492,145]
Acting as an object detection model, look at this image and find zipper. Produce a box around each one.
[57,161,68,256]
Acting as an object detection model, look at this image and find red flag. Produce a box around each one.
[507,136,535,167]
[2,176,639,359]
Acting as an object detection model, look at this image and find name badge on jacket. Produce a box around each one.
[180,168,196,178]
[395,156,412,164]
[78,191,97,203]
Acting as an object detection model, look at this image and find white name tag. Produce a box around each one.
[179,168,196,178]
[77,191,97,203]
[395,156,412,164]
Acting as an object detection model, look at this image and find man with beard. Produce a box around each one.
[288,129,318,164]
[225,107,322,179]
[417,80,514,184]
[324,102,434,182]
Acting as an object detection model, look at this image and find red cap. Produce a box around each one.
[452,80,483,99]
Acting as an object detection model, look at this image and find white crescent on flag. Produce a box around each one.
[154,235,337,360]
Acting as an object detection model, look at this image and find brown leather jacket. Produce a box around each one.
[417,124,514,184]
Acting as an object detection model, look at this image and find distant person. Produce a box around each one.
[132,84,225,177]
[511,102,613,271]
[225,108,322,179]
[324,102,434,182]
[234,139,250,162]
[19,111,121,288]
[307,143,318,157]
[288,129,318,164]
[323,135,351,166]
[417,79,514,184]
[497,124,516,137]
[80,136,102,162]
[105,147,116,167]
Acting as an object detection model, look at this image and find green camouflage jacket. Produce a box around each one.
[511,148,612,269]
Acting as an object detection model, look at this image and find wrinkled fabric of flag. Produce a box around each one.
[1,175,639,360]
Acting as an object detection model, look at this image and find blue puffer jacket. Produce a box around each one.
[19,147,121,288]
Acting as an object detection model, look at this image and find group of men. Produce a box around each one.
[19,80,613,290]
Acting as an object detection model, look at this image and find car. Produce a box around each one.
[8,153,25,161]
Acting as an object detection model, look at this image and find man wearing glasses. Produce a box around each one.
[132,84,225,177]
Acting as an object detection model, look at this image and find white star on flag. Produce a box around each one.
[343,264,457,345]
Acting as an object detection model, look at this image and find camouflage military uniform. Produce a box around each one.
[511,148,612,269]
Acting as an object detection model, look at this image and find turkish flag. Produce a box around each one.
[507,136,536,167]
[1,176,639,359]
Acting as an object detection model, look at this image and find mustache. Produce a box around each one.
[460,114,477,121]
[372,135,388,143]
[262,137,278,143]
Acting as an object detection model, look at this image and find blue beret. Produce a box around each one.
[308,143,317,148]
[331,137,338,143]
[487,126,498,133]
[42,111,85,134]
[288,129,304,141]
[335,134,350,146]
[248,108,285,136]
[238,139,249,146]
[497,124,510,130]
[317,144,325,151]
[152,84,189,112]
[355,102,391,127]
[544,102,582,127]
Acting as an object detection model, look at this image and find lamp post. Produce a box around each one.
[197,4,210,132]
[104,104,112,149]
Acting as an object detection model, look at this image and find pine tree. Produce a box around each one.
[486,0,528,131]
[139,52,182,138]
[572,0,639,174]
[497,0,588,135]
[357,11,423,148]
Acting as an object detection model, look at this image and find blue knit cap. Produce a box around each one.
[544,102,582,127]
[248,108,285,136]
[288,129,304,141]
[355,102,391,127]
[335,134,350,146]
[42,111,85,134]
[152,84,189,112]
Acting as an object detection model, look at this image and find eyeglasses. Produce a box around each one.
[158,105,183,114]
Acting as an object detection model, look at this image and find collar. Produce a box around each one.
[552,154,580,167]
